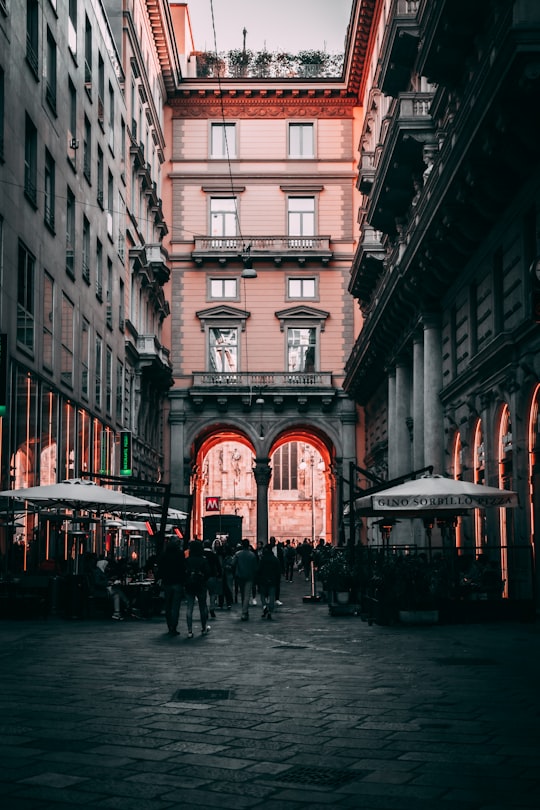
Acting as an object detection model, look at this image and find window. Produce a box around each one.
[209,327,238,372]
[105,347,112,414]
[95,334,102,408]
[0,67,4,161]
[289,123,314,158]
[84,15,92,92]
[97,53,104,126]
[95,238,103,300]
[272,443,299,491]
[24,114,38,206]
[81,319,89,399]
[116,359,124,421]
[26,0,39,76]
[287,277,317,299]
[68,0,77,55]
[106,259,113,328]
[83,116,91,181]
[17,241,35,349]
[61,294,74,387]
[106,170,114,236]
[118,278,125,329]
[44,149,55,232]
[108,83,115,151]
[66,187,75,276]
[287,327,316,372]
[68,79,77,159]
[82,216,90,282]
[97,146,104,206]
[288,197,315,246]
[209,278,238,300]
[43,272,54,371]
[210,197,237,244]
[46,28,57,112]
[210,123,236,158]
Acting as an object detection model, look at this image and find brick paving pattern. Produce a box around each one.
[1,578,539,809]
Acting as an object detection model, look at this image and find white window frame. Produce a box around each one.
[208,277,239,301]
[287,276,318,301]
[210,197,238,244]
[288,122,315,158]
[287,196,315,247]
[210,122,236,158]
[286,325,318,373]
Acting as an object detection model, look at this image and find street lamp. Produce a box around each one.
[299,450,324,545]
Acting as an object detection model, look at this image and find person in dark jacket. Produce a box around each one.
[158,539,186,636]
[232,539,259,621]
[185,540,211,638]
[257,544,282,620]
[203,540,222,618]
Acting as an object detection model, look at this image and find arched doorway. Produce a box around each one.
[190,427,335,546]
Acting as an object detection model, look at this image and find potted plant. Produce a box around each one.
[228,49,253,77]
[253,51,274,77]
[318,550,355,609]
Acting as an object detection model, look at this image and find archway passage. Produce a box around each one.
[191,427,335,547]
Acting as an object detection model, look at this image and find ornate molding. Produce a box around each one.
[170,95,355,119]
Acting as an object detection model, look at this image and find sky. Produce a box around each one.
[185,0,354,54]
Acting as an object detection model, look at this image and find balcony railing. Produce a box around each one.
[192,371,333,388]
[193,235,332,265]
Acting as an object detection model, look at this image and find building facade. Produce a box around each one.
[344,0,540,603]
[0,0,177,568]
[164,3,368,545]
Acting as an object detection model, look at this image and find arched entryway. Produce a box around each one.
[190,425,335,546]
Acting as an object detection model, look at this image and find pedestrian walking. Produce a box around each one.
[203,539,222,618]
[185,540,211,638]
[257,543,282,620]
[158,538,186,636]
[218,543,235,609]
[284,539,296,582]
[232,538,259,621]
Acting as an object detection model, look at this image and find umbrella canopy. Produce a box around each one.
[0,478,161,514]
[354,475,519,516]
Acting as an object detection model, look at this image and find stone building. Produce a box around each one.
[344,0,540,603]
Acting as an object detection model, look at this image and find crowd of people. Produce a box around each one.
[86,535,335,634]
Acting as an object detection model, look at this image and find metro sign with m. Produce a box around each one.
[205,496,221,512]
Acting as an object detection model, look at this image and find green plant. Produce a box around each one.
[319,551,354,591]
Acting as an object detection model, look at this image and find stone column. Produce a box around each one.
[168,392,187,502]
[412,331,425,471]
[252,458,272,547]
[395,357,412,477]
[387,369,397,479]
[423,313,444,474]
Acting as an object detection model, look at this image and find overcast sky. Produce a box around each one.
[185,0,353,54]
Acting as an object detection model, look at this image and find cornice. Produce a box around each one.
[169,93,356,119]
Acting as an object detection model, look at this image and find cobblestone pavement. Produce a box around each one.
[1,578,540,810]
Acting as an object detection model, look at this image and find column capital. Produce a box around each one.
[252,458,272,486]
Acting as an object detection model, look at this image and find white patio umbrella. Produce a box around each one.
[354,474,519,517]
[0,478,161,514]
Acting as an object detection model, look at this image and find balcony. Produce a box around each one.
[127,334,173,390]
[192,235,332,266]
[145,243,170,284]
[367,92,435,235]
[378,0,420,97]
[189,371,336,413]
[349,227,386,303]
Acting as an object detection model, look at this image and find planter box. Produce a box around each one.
[398,609,439,625]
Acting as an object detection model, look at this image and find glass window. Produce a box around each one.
[287,327,316,372]
[24,114,38,206]
[95,334,102,408]
[44,150,55,232]
[289,123,314,158]
[210,197,237,241]
[288,277,316,299]
[82,217,90,283]
[81,319,89,399]
[108,83,115,151]
[211,123,236,158]
[61,294,74,387]
[96,239,103,300]
[210,278,238,299]
[97,53,104,124]
[17,241,35,349]
[46,28,57,112]
[84,15,92,89]
[288,197,315,245]
[83,115,91,181]
[66,187,75,276]
[105,347,112,414]
[68,0,77,54]
[0,67,4,162]
[43,272,54,371]
[97,146,104,206]
[209,327,238,372]
[26,0,39,76]
[272,442,299,491]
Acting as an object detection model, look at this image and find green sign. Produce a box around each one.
[120,431,132,476]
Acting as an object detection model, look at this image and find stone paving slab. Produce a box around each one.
[0,579,539,809]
